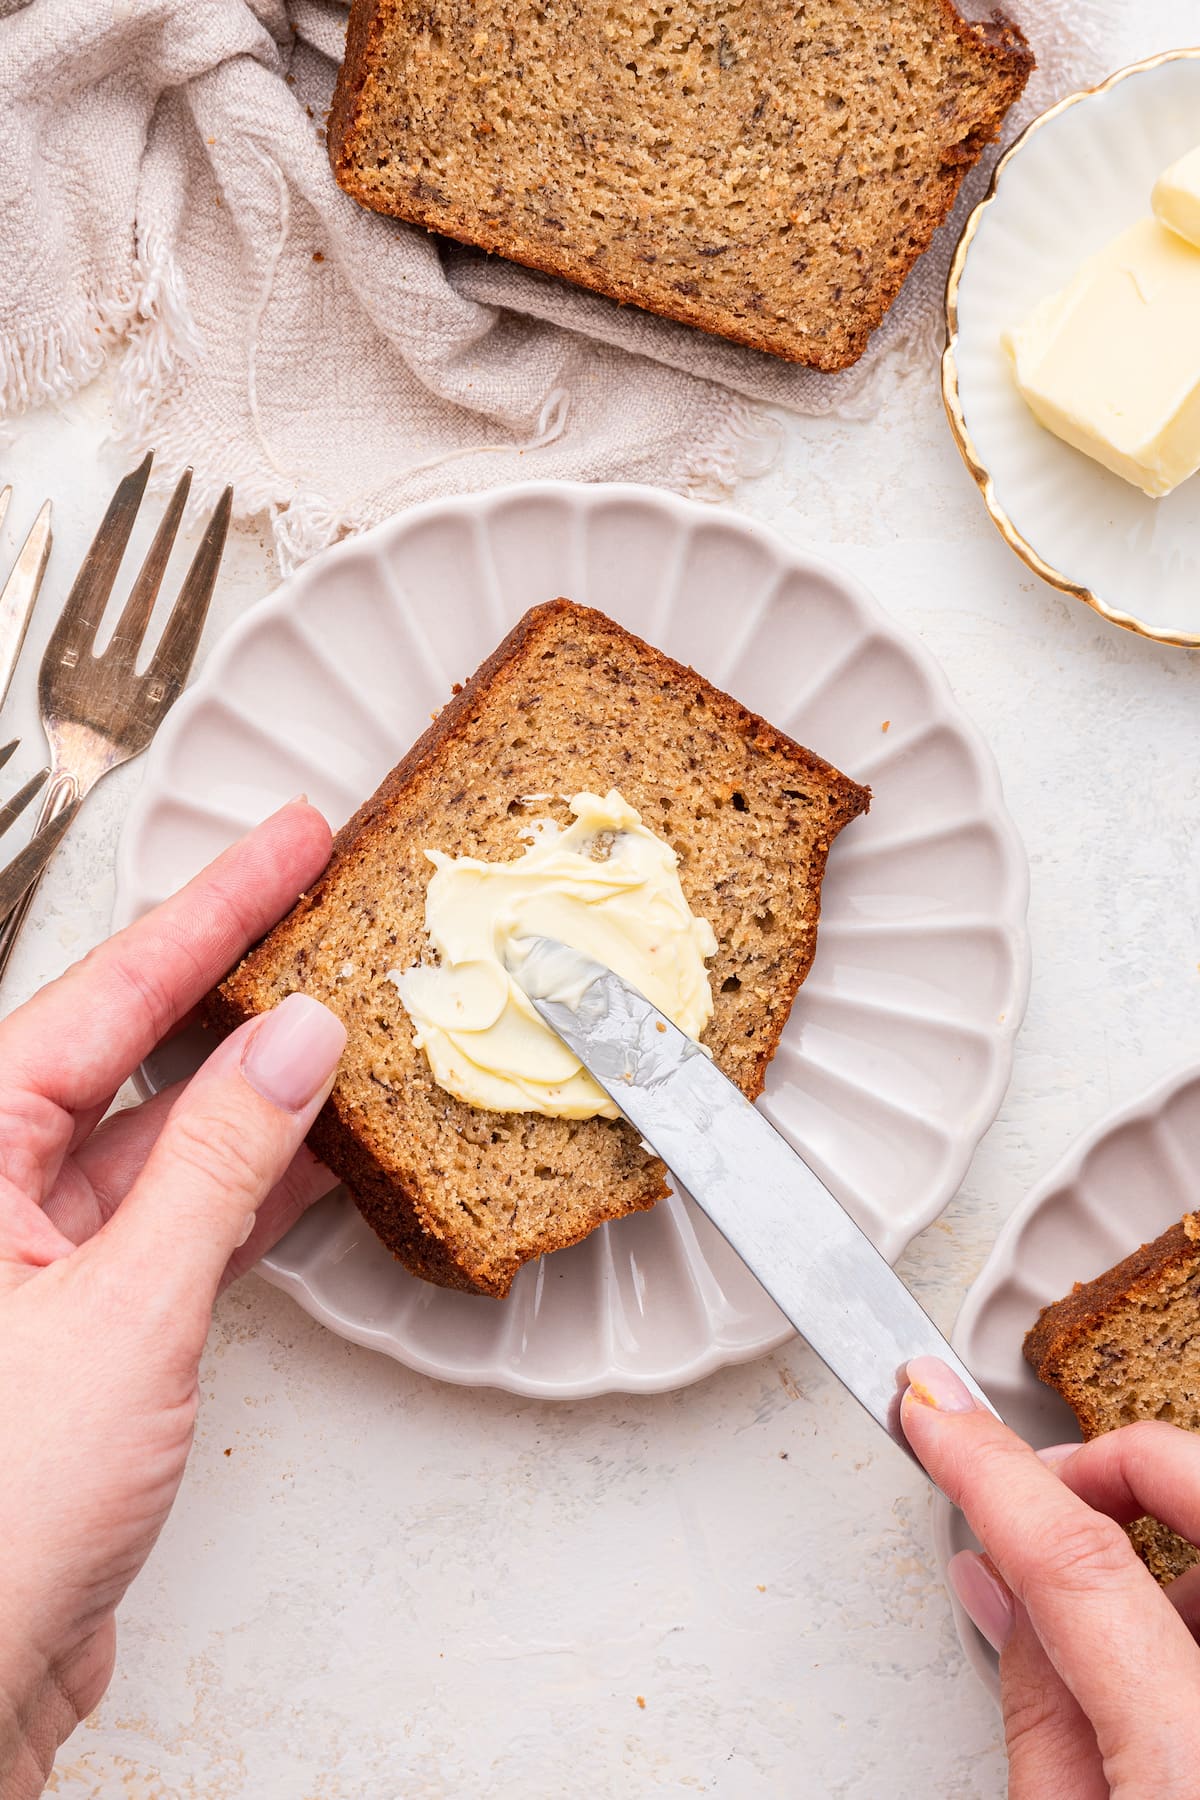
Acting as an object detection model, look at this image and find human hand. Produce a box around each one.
[902,1357,1200,1800]
[0,801,345,1799]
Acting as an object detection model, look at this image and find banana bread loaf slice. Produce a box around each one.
[328,0,1033,369]
[1024,1214,1200,1584]
[210,599,868,1297]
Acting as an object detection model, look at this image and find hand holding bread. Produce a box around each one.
[0,805,344,1792]
[903,1357,1200,1800]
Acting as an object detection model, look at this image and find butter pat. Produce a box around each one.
[1003,217,1200,497]
[395,790,717,1119]
[1153,144,1200,249]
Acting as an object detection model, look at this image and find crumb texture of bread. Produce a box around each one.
[211,600,868,1298]
[1024,1214,1200,1584]
[328,0,1032,369]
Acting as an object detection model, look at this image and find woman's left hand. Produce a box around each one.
[0,801,344,1799]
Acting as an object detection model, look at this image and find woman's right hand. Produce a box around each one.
[901,1358,1200,1800]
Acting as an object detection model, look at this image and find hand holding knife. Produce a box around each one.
[507,934,997,1468]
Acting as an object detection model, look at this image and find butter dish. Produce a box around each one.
[943,49,1200,647]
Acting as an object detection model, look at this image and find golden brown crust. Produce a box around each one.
[1022,1217,1200,1415]
[210,599,869,1296]
[305,1098,671,1295]
[327,1,1033,370]
[325,0,383,166]
[1022,1214,1200,1585]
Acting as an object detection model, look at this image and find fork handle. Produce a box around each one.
[0,774,78,985]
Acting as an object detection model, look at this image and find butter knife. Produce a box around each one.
[0,798,81,922]
[508,936,998,1460]
[0,494,52,715]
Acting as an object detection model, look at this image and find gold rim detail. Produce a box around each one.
[942,47,1200,650]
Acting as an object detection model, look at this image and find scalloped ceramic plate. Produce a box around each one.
[113,483,1029,1397]
[933,1062,1200,1699]
[944,50,1200,647]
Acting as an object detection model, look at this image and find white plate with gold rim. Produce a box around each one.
[113,483,1029,1398]
[944,49,1200,648]
[933,1061,1200,1699]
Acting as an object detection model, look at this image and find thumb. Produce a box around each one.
[95,994,346,1328]
[949,1559,1109,1800]
[947,1550,1102,1792]
[999,1603,1108,1800]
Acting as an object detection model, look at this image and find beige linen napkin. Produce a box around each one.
[0,0,1110,569]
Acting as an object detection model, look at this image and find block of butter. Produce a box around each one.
[1153,144,1200,250]
[1003,215,1200,498]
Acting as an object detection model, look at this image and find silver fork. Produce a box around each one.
[0,453,233,979]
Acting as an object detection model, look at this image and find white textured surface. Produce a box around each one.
[5,40,1200,1780]
[112,483,1027,1400]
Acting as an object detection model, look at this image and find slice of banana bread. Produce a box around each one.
[1024,1215,1200,1584]
[210,599,869,1297]
[328,0,1033,370]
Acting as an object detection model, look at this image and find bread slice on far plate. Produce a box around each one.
[1024,1214,1200,1583]
[328,0,1033,369]
[211,600,869,1298]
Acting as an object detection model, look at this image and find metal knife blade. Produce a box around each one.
[0,798,80,922]
[0,499,51,717]
[507,935,997,1460]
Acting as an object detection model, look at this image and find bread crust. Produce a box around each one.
[325,0,384,183]
[1022,1214,1200,1584]
[210,600,869,1296]
[327,0,1033,370]
[1022,1215,1200,1419]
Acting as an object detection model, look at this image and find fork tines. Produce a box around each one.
[42,453,232,724]
[0,456,233,980]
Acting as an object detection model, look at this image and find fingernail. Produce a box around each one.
[241,993,346,1112]
[1036,1442,1081,1470]
[235,1212,257,1248]
[905,1355,977,1414]
[286,792,308,805]
[949,1550,1015,1653]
